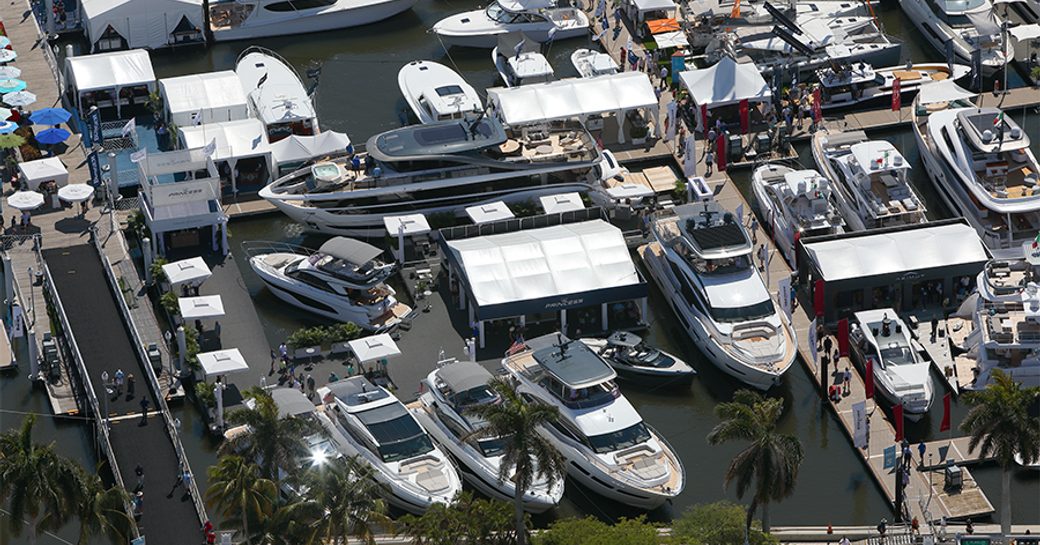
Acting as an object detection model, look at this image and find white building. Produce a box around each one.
[137,148,228,256]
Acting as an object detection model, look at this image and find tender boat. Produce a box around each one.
[899,0,1009,75]
[812,129,928,231]
[208,0,418,42]
[579,331,695,384]
[639,200,797,390]
[571,48,618,78]
[411,360,564,512]
[398,60,482,124]
[751,164,845,268]
[246,237,411,331]
[493,43,555,87]
[236,47,319,142]
[317,376,463,514]
[501,333,684,509]
[816,62,971,111]
[850,309,935,419]
[432,0,589,48]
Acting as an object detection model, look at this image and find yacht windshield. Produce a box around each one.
[880,344,916,366]
[361,412,435,463]
[694,255,752,275]
[486,2,520,22]
[452,385,499,407]
[709,299,775,323]
[476,435,510,457]
[619,346,672,368]
[586,422,652,454]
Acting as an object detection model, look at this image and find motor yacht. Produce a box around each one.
[571,48,618,78]
[899,0,1009,75]
[751,164,845,268]
[411,360,564,512]
[913,98,1040,258]
[501,333,684,509]
[849,309,935,419]
[208,0,417,41]
[638,200,797,390]
[398,60,482,124]
[236,47,319,142]
[246,237,410,330]
[493,41,555,87]
[812,129,928,231]
[579,331,695,385]
[816,62,970,111]
[259,116,625,237]
[685,0,877,48]
[432,0,589,48]
[317,376,463,514]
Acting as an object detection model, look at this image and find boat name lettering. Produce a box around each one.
[896,271,924,282]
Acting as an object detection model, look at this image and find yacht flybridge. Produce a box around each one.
[432,0,589,48]
[571,48,619,78]
[501,334,684,509]
[751,164,845,268]
[492,38,556,87]
[900,0,1009,75]
[639,201,797,390]
[236,47,319,142]
[398,60,482,124]
[816,62,970,111]
[850,310,935,419]
[208,0,418,41]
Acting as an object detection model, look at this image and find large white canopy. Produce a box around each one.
[18,157,68,190]
[178,119,271,164]
[65,49,156,94]
[488,71,658,126]
[178,295,225,319]
[445,220,640,307]
[679,56,771,107]
[1009,23,1040,42]
[631,0,676,13]
[347,334,401,364]
[160,71,249,126]
[466,201,515,224]
[804,223,988,282]
[197,349,249,379]
[82,0,203,51]
[916,80,975,105]
[162,256,211,286]
[270,131,352,165]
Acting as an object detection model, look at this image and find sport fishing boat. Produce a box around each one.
[432,0,589,48]
[812,129,928,231]
[571,48,619,78]
[236,47,319,142]
[816,62,970,111]
[259,115,625,237]
[579,331,695,384]
[411,360,564,512]
[638,201,797,390]
[318,376,463,514]
[208,0,418,41]
[899,0,1009,75]
[501,333,684,509]
[751,164,845,268]
[492,44,555,87]
[849,309,935,419]
[246,237,410,331]
[398,60,482,124]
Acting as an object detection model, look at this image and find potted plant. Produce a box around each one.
[630,124,649,145]
[1032,66,1040,87]
[673,178,688,204]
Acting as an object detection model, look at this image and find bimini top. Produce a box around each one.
[318,237,383,267]
[437,361,493,395]
[850,141,910,171]
[675,201,750,255]
[532,337,616,389]
[367,117,506,162]
[270,387,317,418]
[326,376,391,409]
[956,107,1030,154]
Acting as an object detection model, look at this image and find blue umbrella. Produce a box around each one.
[35,127,71,145]
[0,78,26,94]
[0,120,17,134]
[30,108,71,126]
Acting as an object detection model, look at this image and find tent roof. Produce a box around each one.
[539,192,585,214]
[270,387,316,417]
[916,80,976,105]
[65,49,155,92]
[653,30,689,49]
[466,201,515,224]
[679,56,771,107]
[632,0,676,13]
[160,71,248,117]
[178,295,225,319]
[161,256,211,286]
[81,0,202,50]
[804,223,988,282]
[1010,23,1040,41]
[347,334,401,364]
[488,72,658,126]
[179,119,270,163]
[197,348,249,378]
[270,131,352,164]
[18,157,68,183]
[383,214,431,236]
[318,237,383,266]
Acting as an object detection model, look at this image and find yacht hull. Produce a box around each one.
[432,9,589,48]
[212,0,419,41]
[898,0,1007,75]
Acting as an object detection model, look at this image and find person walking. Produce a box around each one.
[126,373,135,399]
[269,349,277,375]
[134,464,144,492]
[306,374,316,395]
[114,368,125,395]
[659,65,669,90]
[918,440,927,466]
[757,244,768,271]
[843,367,852,396]
[139,396,150,424]
[705,148,715,176]
[749,213,759,244]
[823,336,834,362]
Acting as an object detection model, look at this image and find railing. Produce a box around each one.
[25,2,65,96]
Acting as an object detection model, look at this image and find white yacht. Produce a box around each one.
[236,47,320,142]
[501,333,684,509]
[913,98,1040,258]
[246,237,411,330]
[571,48,618,78]
[900,0,1009,75]
[412,360,564,512]
[318,376,463,514]
[638,201,797,390]
[208,0,417,41]
[580,332,695,385]
[849,309,935,419]
[432,0,589,48]
[751,164,845,268]
[812,129,928,231]
[259,116,625,237]
[493,45,555,87]
[398,60,482,124]
[816,62,970,111]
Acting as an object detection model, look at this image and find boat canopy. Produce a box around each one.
[368,118,507,161]
[270,387,317,418]
[533,340,616,388]
[438,361,493,395]
[318,237,383,267]
[916,80,974,105]
[849,141,910,171]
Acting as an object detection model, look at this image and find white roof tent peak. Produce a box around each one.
[197,348,249,379]
[270,131,352,165]
[384,214,431,236]
[81,0,203,51]
[18,157,69,190]
[539,192,585,214]
[916,80,975,105]
[161,256,211,286]
[178,119,272,165]
[178,295,225,319]
[679,56,771,107]
[347,334,401,364]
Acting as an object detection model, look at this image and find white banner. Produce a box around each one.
[808,318,818,365]
[777,276,792,320]
[852,401,868,449]
[120,117,136,138]
[665,101,677,142]
[10,303,23,339]
[682,136,697,177]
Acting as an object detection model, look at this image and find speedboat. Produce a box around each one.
[816,62,971,111]
[571,48,618,78]
[812,129,928,231]
[411,360,564,512]
[236,47,319,142]
[501,333,684,509]
[317,376,463,514]
[246,237,411,331]
[398,60,482,124]
[913,96,1040,258]
[638,200,797,390]
[493,42,555,87]
[579,331,695,385]
[751,164,845,268]
[850,309,935,419]
[208,0,418,41]
[433,0,589,48]
[899,0,1009,75]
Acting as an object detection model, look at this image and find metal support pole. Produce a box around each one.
[176,326,186,374]
[142,237,153,285]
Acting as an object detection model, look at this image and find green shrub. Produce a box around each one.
[195,381,215,409]
[397,491,518,545]
[150,257,168,285]
[160,291,179,317]
[537,516,660,545]
[286,323,363,349]
[669,501,777,545]
[674,178,688,202]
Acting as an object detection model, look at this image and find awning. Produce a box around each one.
[466,201,515,224]
[915,80,976,105]
[646,17,679,34]
[488,71,658,126]
[178,295,225,319]
[162,256,211,286]
[384,214,431,236]
[178,119,270,164]
[197,348,249,378]
[64,49,156,93]
[18,157,69,191]
[160,71,249,126]
[539,192,585,214]
[679,56,771,107]
[270,131,352,165]
[654,31,689,49]
[318,237,382,266]
[437,361,493,393]
[270,387,316,417]
[1009,23,1040,42]
[347,334,401,364]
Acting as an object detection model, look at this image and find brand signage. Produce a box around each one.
[147,177,219,208]
[87,151,102,187]
[87,107,103,146]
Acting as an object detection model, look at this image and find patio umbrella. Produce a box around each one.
[35,128,71,145]
[0,107,12,120]
[7,191,45,211]
[0,133,25,149]
[30,108,71,126]
[0,120,17,134]
[0,66,21,79]
[0,79,26,94]
[0,49,17,63]
[57,184,95,203]
[3,91,36,107]
[0,37,10,49]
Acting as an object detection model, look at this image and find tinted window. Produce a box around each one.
[414,125,467,146]
[709,299,776,323]
[435,85,465,97]
[586,423,651,454]
[264,0,335,11]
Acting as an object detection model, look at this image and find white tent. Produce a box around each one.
[18,157,68,191]
[466,201,515,224]
[64,50,156,117]
[179,119,274,193]
[654,31,688,49]
[679,56,770,128]
[1009,23,1040,42]
[81,0,203,51]
[270,131,353,172]
[160,71,249,126]
[347,334,401,364]
[197,349,250,379]
[178,295,225,319]
[539,192,585,214]
[162,256,211,286]
[488,72,660,143]
[916,80,976,105]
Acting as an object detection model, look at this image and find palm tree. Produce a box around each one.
[220,388,323,482]
[465,377,564,545]
[960,369,1040,537]
[205,456,278,545]
[76,466,134,545]
[0,415,86,545]
[707,390,804,534]
[255,499,322,545]
[306,456,392,545]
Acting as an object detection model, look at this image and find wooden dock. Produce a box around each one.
[908,315,960,395]
[920,436,995,470]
